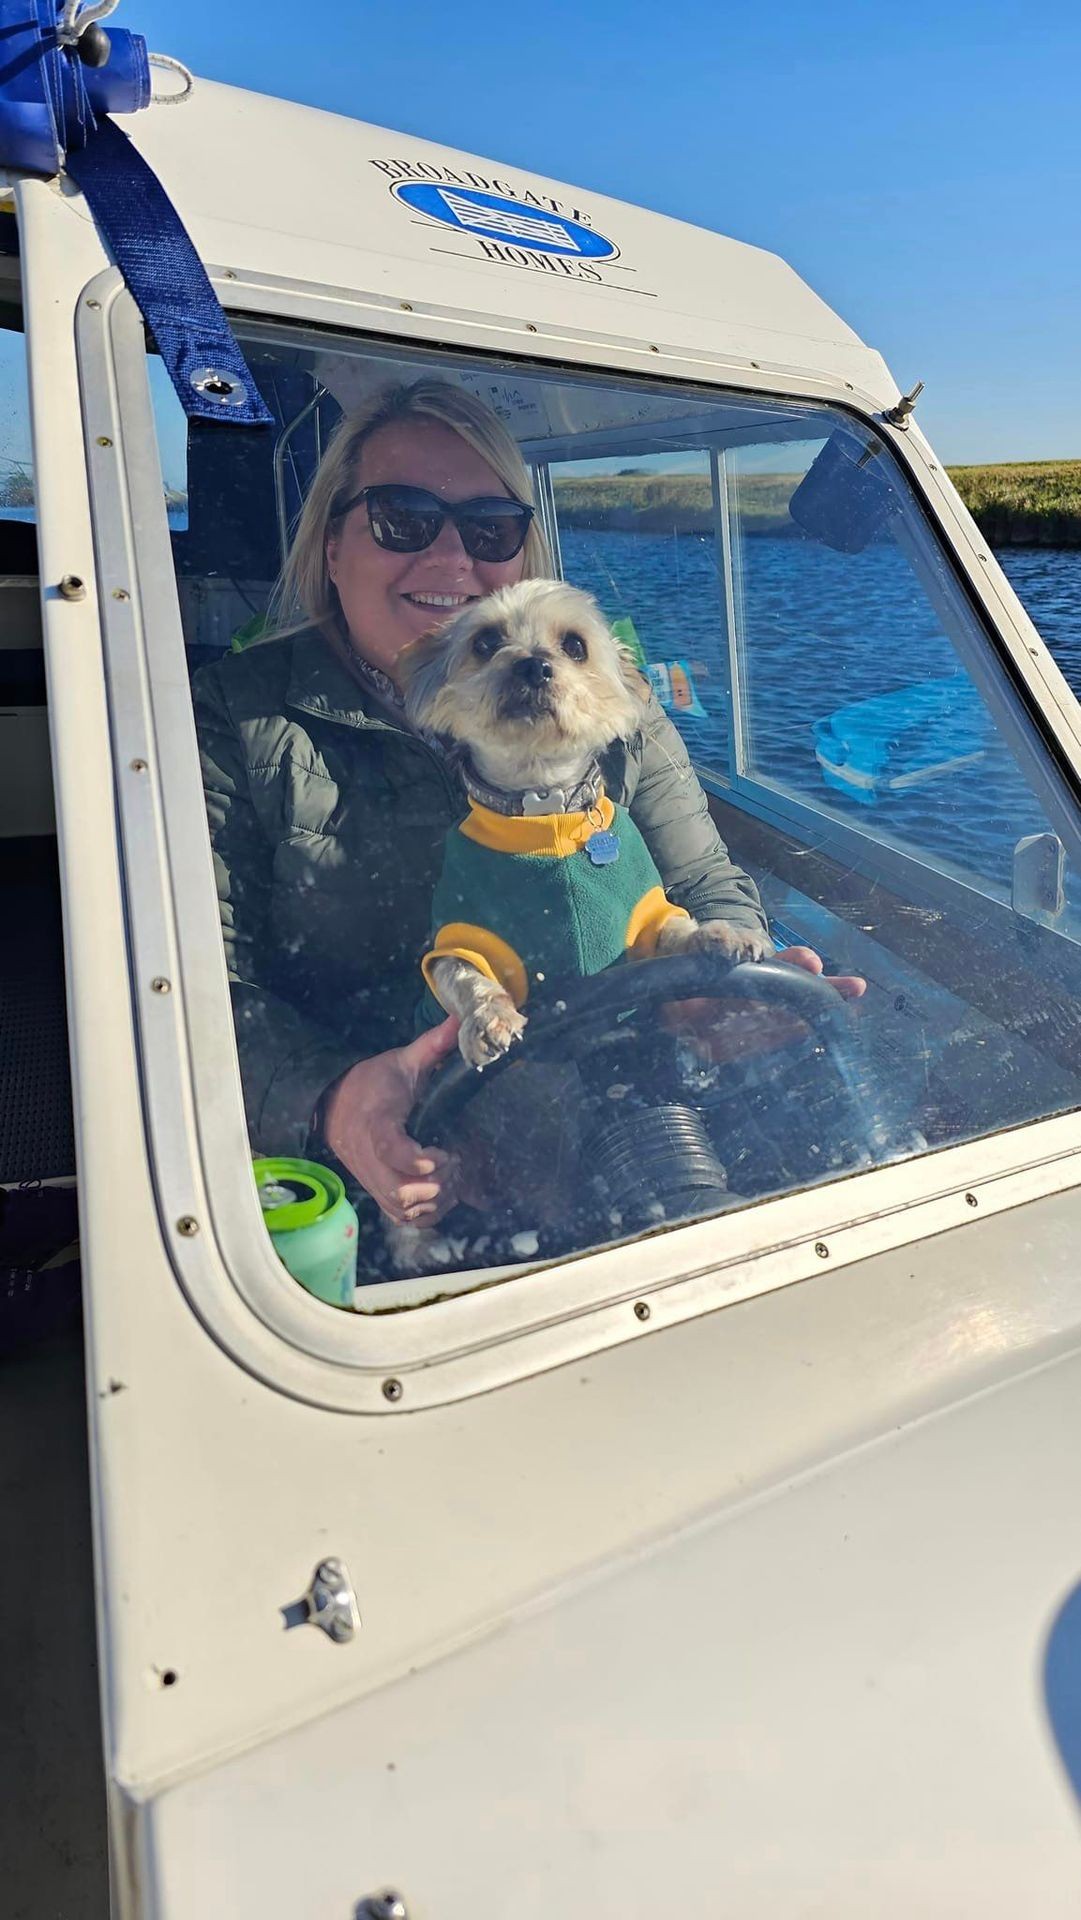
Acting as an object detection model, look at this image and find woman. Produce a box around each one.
[195,378,846,1230]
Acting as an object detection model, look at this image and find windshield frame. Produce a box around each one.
[75,261,1081,1412]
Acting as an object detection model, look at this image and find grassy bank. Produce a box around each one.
[947,461,1081,547]
[551,460,1081,547]
[552,472,789,535]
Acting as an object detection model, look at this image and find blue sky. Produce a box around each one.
[34,2,1081,461]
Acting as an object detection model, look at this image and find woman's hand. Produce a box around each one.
[774,944,866,1002]
[662,944,866,1064]
[319,1018,461,1225]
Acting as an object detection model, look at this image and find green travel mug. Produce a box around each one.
[253,1157,358,1307]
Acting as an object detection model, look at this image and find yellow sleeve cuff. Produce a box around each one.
[421,922,530,1009]
[625,886,692,958]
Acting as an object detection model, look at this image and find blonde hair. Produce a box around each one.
[269,377,551,637]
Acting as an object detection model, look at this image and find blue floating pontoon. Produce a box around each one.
[814,674,988,805]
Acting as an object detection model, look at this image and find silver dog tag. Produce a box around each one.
[521,787,566,816]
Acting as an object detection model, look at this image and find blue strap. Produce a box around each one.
[0,1,271,427]
[67,116,272,426]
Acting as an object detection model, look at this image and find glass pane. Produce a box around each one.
[147,358,190,531]
[0,290,52,840]
[727,427,1069,908]
[0,297,34,529]
[139,328,1081,1304]
[551,452,729,776]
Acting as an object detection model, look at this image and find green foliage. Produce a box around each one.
[948,460,1081,546]
[552,471,798,533]
[552,461,1081,546]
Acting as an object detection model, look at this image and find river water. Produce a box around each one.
[998,549,1081,674]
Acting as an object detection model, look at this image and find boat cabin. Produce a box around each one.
[5,75,1081,1920]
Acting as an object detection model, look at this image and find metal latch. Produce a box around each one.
[284,1557,361,1643]
[356,1893,409,1919]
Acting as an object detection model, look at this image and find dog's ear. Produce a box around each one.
[400,628,452,729]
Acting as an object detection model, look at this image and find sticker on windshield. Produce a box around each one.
[392,182,617,260]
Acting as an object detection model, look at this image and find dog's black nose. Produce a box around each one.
[514,653,554,687]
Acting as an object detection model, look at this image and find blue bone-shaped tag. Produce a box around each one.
[585,830,620,866]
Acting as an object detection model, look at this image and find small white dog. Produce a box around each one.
[401,576,775,1075]
[402,579,769,1070]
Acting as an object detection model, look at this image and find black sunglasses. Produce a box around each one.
[335,483,534,563]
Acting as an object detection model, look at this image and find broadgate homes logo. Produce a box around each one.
[392,181,617,261]
[371,158,645,290]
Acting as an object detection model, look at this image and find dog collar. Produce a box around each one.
[460,757,605,817]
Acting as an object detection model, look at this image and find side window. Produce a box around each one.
[0,273,76,1195]
[0,289,51,840]
[0,288,36,565]
[148,356,190,532]
[725,430,1074,915]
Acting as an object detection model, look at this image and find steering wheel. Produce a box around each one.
[410,955,889,1242]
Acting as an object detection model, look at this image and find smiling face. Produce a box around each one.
[324,418,529,681]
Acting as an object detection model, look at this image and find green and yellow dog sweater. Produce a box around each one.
[420,791,689,1018]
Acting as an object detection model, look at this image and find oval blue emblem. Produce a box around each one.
[392,182,617,261]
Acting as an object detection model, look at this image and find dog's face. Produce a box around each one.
[400,580,645,765]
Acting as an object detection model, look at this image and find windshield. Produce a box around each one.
[147,321,1081,1301]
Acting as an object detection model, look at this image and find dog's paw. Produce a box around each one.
[458,995,528,1069]
[665,917,773,964]
[384,1221,445,1278]
[384,1222,473,1278]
